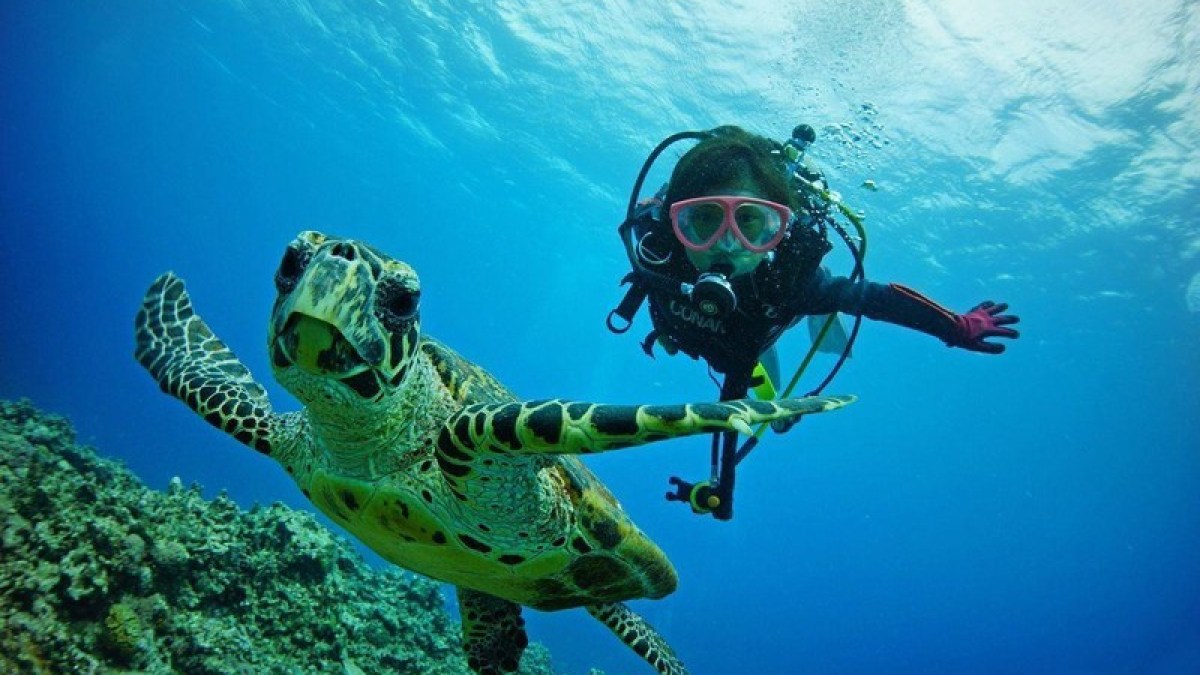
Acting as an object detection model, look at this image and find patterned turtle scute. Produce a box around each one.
[134,230,854,675]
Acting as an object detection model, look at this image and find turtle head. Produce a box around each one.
[268,231,422,407]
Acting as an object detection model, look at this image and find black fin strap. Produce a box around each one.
[640,329,661,358]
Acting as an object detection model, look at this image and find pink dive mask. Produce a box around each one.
[668,195,792,253]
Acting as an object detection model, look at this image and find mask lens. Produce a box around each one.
[677,202,726,246]
[734,203,783,248]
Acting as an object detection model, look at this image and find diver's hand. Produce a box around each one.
[950,301,1020,354]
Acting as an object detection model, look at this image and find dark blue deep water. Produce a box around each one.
[3,2,1198,673]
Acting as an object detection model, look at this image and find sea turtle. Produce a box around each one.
[134,230,853,674]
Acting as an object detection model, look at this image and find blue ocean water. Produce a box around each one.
[3,1,1198,673]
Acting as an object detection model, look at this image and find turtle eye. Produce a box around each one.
[275,245,311,293]
[376,281,420,329]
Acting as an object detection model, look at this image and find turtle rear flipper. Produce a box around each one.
[588,602,686,675]
[458,588,528,674]
[135,272,278,454]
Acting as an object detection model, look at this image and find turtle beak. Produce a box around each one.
[270,245,389,377]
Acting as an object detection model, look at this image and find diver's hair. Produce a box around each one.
[664,126,793,211]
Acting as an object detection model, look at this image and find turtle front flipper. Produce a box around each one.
[458,587,528,675]
[587,602,686,675]
[434,396,853,489]
[135,272,279,455]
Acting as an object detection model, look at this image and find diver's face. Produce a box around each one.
[682,184,770,278]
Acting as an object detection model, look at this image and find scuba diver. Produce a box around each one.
[606,124,1019,519]
[781,123,825,190]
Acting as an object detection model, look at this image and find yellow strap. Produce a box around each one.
[747,171,871,439]
[750,362,777,400]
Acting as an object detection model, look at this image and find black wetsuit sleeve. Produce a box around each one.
[800,269,963,344]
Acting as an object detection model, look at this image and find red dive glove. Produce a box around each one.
[950,301,1020,354]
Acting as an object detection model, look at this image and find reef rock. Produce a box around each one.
[0,399,562,674]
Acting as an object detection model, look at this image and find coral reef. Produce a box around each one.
[0,399,563,674]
